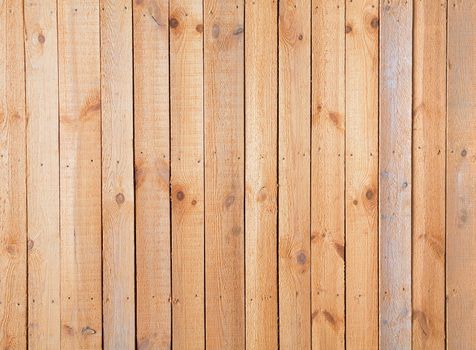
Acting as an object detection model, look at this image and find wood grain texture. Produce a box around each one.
[133,1,171,348]
[311,1,345,348]
[245,0,278,349]
[204,0,245,348]
[278,0,311,349]
[345,0,379,348]
[379,1,413,348]
[58,1,102,348]
[24,0,61,347]
[170,0,204,348]
[412,1,446,348]
[100,1,135,348]
[447,1,476,348]
[0,0,27,348]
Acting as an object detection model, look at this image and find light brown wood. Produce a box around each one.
[204,0,245,348]
[311,1,345,348]
[447,1,476,348]
[345,0,379,348]
[379,1,413,348]
[412,1,446,348]
[133,1,171,348]
[170,0,204,348]
[58,1,102,348]
[0,0,27,348]
[245,0,278,349]
[278,0,311,349]
[24,0,61,347]
[100,1,135,348]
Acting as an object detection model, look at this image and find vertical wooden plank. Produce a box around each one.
[311,1,345,348]
[278,0,311,349]
[379,1,413,348]
[24,0,60,347]
[345,0,379,348]
[133,1,171,348]
[100,1,135,348]
[170,0,204,348]
[204,0,244,348]
[447,1,476,348]
[245,0,278,349]
[412,1,446,348]
[0,0,27,348]
[58,1,102,348]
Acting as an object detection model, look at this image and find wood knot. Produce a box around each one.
[176,191,185,201]
[195,24,203,33]
[461,149,467,157]
[38,33,45,44]
[224,194,235,208]
[345,25,352,33]
[115,193,125,204]
[191,199,197,205]
[298,33,303,40]
[296,251,307,265]
[81,326,96,335]
[366,190,374,200]
[371,17,379,28]
[232,226,241,236]
[28,239,34,250]
[169,18,179,28]
[212,24,220,38]
[233,26,244,35]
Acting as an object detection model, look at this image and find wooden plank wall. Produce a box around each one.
[2,0,476,349]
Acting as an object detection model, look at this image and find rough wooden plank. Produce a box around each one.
[345,0,379,348]
[57,1,102,348]
[245,0,278,349]
[412,1,446,348]
[311,1,345,348]
[170,0,204,348]
[379,1,413,348]
[100,1,135,348]
[204,0,245,348]
[133,1,171,348]
[0,0,27,348]
[447,1,476,348]
[24,0,60,347]
[278,0,311,349]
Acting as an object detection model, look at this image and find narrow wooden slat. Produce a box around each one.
[447,1,476,347]
[24,0,60,347]
[58,1,102,347]
[311,1,345,348]
[379,1,413,348]
[100,1,135,348]
[133,1,171,348]
[345,0,379,348]
[278,0,311,349]
[412,1,446,348]
[245,0,278,349]
[204,0,245,348]
[0,0,27,348]
[170,0,204,348]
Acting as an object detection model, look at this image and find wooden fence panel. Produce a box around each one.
[0,0,27,348]
[204,1,245,348]
[412,1,447,348]
[133,1,171,348]
[24,0,60,347]
[311,1,345,348]
[345,0,379,348]
[447,1,476,348]
[100,1,135,348]
[245,0,278,349]
[170,0,205,348]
